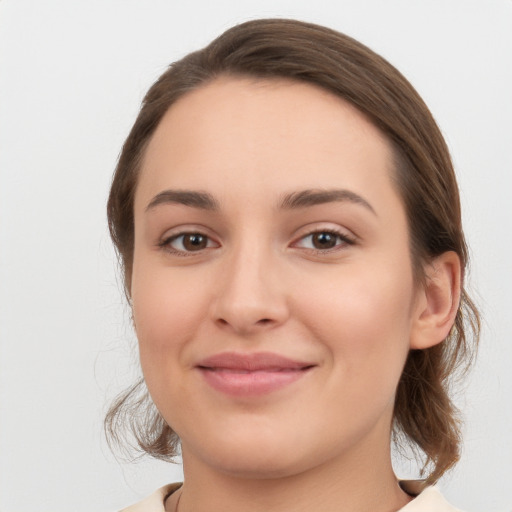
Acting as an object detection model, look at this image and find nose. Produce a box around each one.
[210,244,290,335]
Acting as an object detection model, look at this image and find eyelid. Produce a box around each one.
[155,223,356,255]
[292,222,357,239]
[157,225,220,255]
[290,224,357,251]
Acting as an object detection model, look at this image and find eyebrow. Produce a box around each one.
[279,188,376,215]
[146,190,220,212]
[145,187,376,215]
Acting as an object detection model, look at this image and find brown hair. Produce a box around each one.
[105,18,480,484]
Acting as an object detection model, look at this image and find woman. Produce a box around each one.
[106,18,479,512]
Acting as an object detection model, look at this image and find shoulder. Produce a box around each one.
[119,483,181,512]
[399,484,464,512]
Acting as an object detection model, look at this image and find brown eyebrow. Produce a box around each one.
[145,188,375,215]
[145,190,220,212]
[279,188,376,215]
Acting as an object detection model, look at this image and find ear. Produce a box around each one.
[410,251,461,350]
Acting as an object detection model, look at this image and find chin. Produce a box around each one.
[213,452,310,480]
[182,428,315,480]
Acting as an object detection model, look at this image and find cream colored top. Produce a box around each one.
[120,481,464,512]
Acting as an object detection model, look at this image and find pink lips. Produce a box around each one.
[196,352,315,397]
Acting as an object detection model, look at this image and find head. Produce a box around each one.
[106,18,479,484]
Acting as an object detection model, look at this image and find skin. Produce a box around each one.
[131,77,460,512]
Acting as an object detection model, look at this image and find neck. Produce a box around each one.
[172,439,411,512]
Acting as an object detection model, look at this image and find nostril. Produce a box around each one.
[257,318,272,325]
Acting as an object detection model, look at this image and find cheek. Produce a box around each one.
[131,263,208,371]
[299,263,415,374]
[131,269,209,421]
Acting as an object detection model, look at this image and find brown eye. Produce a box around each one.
[164,232,217,253]
[182,233,208,251]
[294,230,355,252]
[311,232,337,249]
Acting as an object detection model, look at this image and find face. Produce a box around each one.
[131,77,422,479]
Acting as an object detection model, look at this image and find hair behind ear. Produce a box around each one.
[394,345,462,483]
[394,253,478,484]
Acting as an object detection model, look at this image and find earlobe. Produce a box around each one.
[410,251,461,350]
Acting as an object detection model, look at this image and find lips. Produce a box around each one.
[196,352,315,396]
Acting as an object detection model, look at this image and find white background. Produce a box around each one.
[0,1,511,511]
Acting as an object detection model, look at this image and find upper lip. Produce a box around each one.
[196,352,315,371]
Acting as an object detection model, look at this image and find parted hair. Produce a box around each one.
[105,18,480,484]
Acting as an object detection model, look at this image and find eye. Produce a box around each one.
[294,230,355,251]
[160,232,219,254]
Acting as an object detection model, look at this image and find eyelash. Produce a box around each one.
[158,232,219,256]
[158,228,356,256]
[292,229,356,253]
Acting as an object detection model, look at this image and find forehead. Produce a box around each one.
[136,76,397,209]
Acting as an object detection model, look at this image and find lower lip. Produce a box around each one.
[198,367,311,396]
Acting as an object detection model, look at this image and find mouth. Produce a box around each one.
[196,352,316,397]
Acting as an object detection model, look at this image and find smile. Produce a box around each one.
[196,352,316,397]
